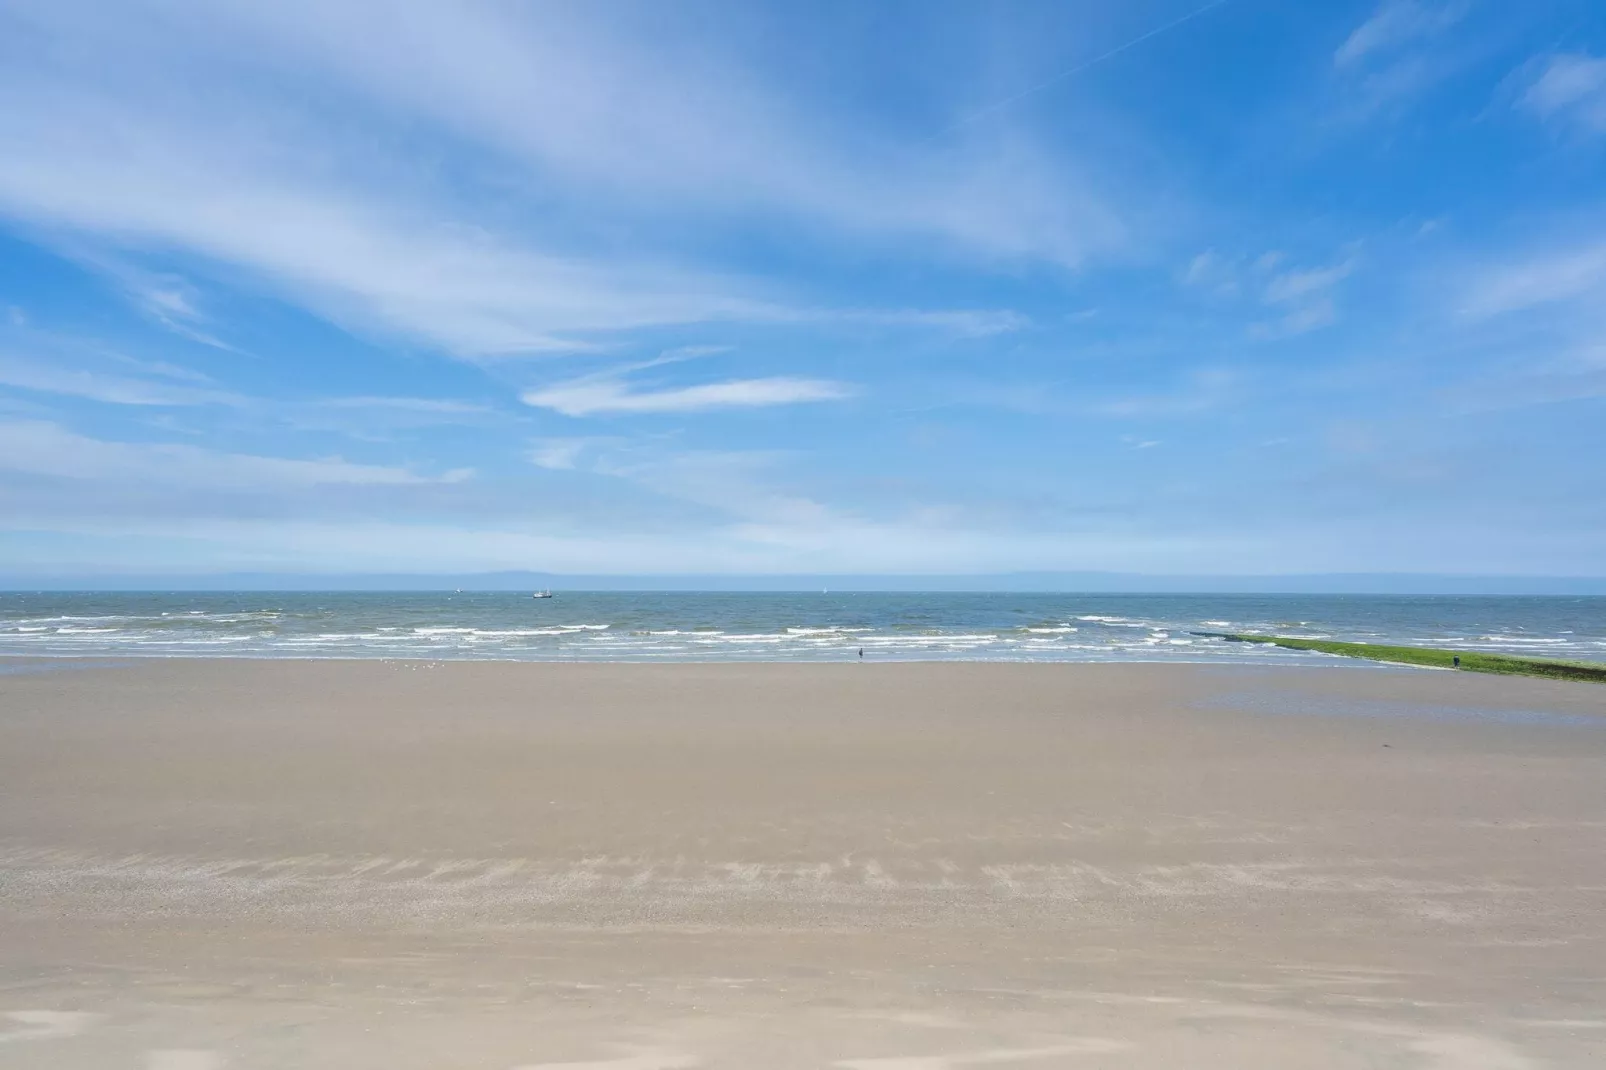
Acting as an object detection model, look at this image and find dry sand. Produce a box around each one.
[1,658,1603,1068]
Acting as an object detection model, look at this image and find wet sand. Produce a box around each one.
[2,658,1604,1068]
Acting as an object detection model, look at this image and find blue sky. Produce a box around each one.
[1,0,1604,578]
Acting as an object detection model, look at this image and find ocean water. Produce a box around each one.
[1,591,1603,664]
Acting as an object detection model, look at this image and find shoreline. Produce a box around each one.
[0,649,1488,671]
[9,592,1605,667]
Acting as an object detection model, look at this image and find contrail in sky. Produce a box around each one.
[939,0,1233,135]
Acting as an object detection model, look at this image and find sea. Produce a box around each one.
[1,591,1603,664]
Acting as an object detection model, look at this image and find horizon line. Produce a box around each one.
[5,569,1606,597]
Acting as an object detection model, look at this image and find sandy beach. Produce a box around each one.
[2,658,1603,1068]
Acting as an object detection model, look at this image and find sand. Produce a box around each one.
[1,658,1604,1068]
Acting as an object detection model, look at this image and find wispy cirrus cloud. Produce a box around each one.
[545,439,847,533]
[0,320,239,407]
[528,438,598,471]
[825,308,1029,337]
[1181,250,1241,297]
[1329,1,1470,120]
[1249,253,1357,339]
[162,0,1129,267]
[312,396,493,417]
[601,448,838,530]
[522,375,854,417]
[0,351,240,407]
[1094,369,1236,418]
[282,395,503,439]
[1459,239,1606,318]
[1262,257,1357,304]
[1519,52,1606,134]
[0,420,472,488]
[0,0,1089,358]
[60,249,241,352]
[1334,1,1465,68]
[1439,359,1606,414]
[0,97,779,354]
[1249,301,1339,341]
[1181,247,1356,339]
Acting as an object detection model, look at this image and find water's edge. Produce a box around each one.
[3,592,1602,664]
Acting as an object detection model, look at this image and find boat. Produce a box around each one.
[532,590,553,599]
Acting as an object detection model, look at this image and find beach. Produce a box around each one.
[2,658,1604,1068]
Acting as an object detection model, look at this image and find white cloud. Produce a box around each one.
[1180,248,1354,339]
[659,345,735,361]
[110,354,218,386]
[1249,298,1337,340]
[0,420,471,488]
[1440,367,1606,414]
[0,95,780,354]
[829,308,1029,337]
[1334,2,1463,68]
[1181,250,1238,295]
[1248,253,1356,338]
[0,353,241,406]
[1095,370,1234,417]
[122,283,237,353]
[315,396,491,415]
[0,0,1097,358]
[1520,53,1606,134]
[284,395,499,436]
[1182,248,1300,299]
[528,438,593,470]
[59,250,242,352]
[1460,240,1606,318]
[173,0,1128,267]
[522,376,853,417]
[1262,258,1356,304]
[591,447,838,528]
[1329,3,1469,122]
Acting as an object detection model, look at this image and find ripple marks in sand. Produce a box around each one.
[514,1049,699,1069]
[834,1042,1128,1069]
[0,845,1549,932]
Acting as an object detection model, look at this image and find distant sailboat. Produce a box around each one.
[532,590,553,599]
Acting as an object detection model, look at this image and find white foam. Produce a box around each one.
[698,634,791,644]
[1479,635,1567,644]
[278,633,372,643]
